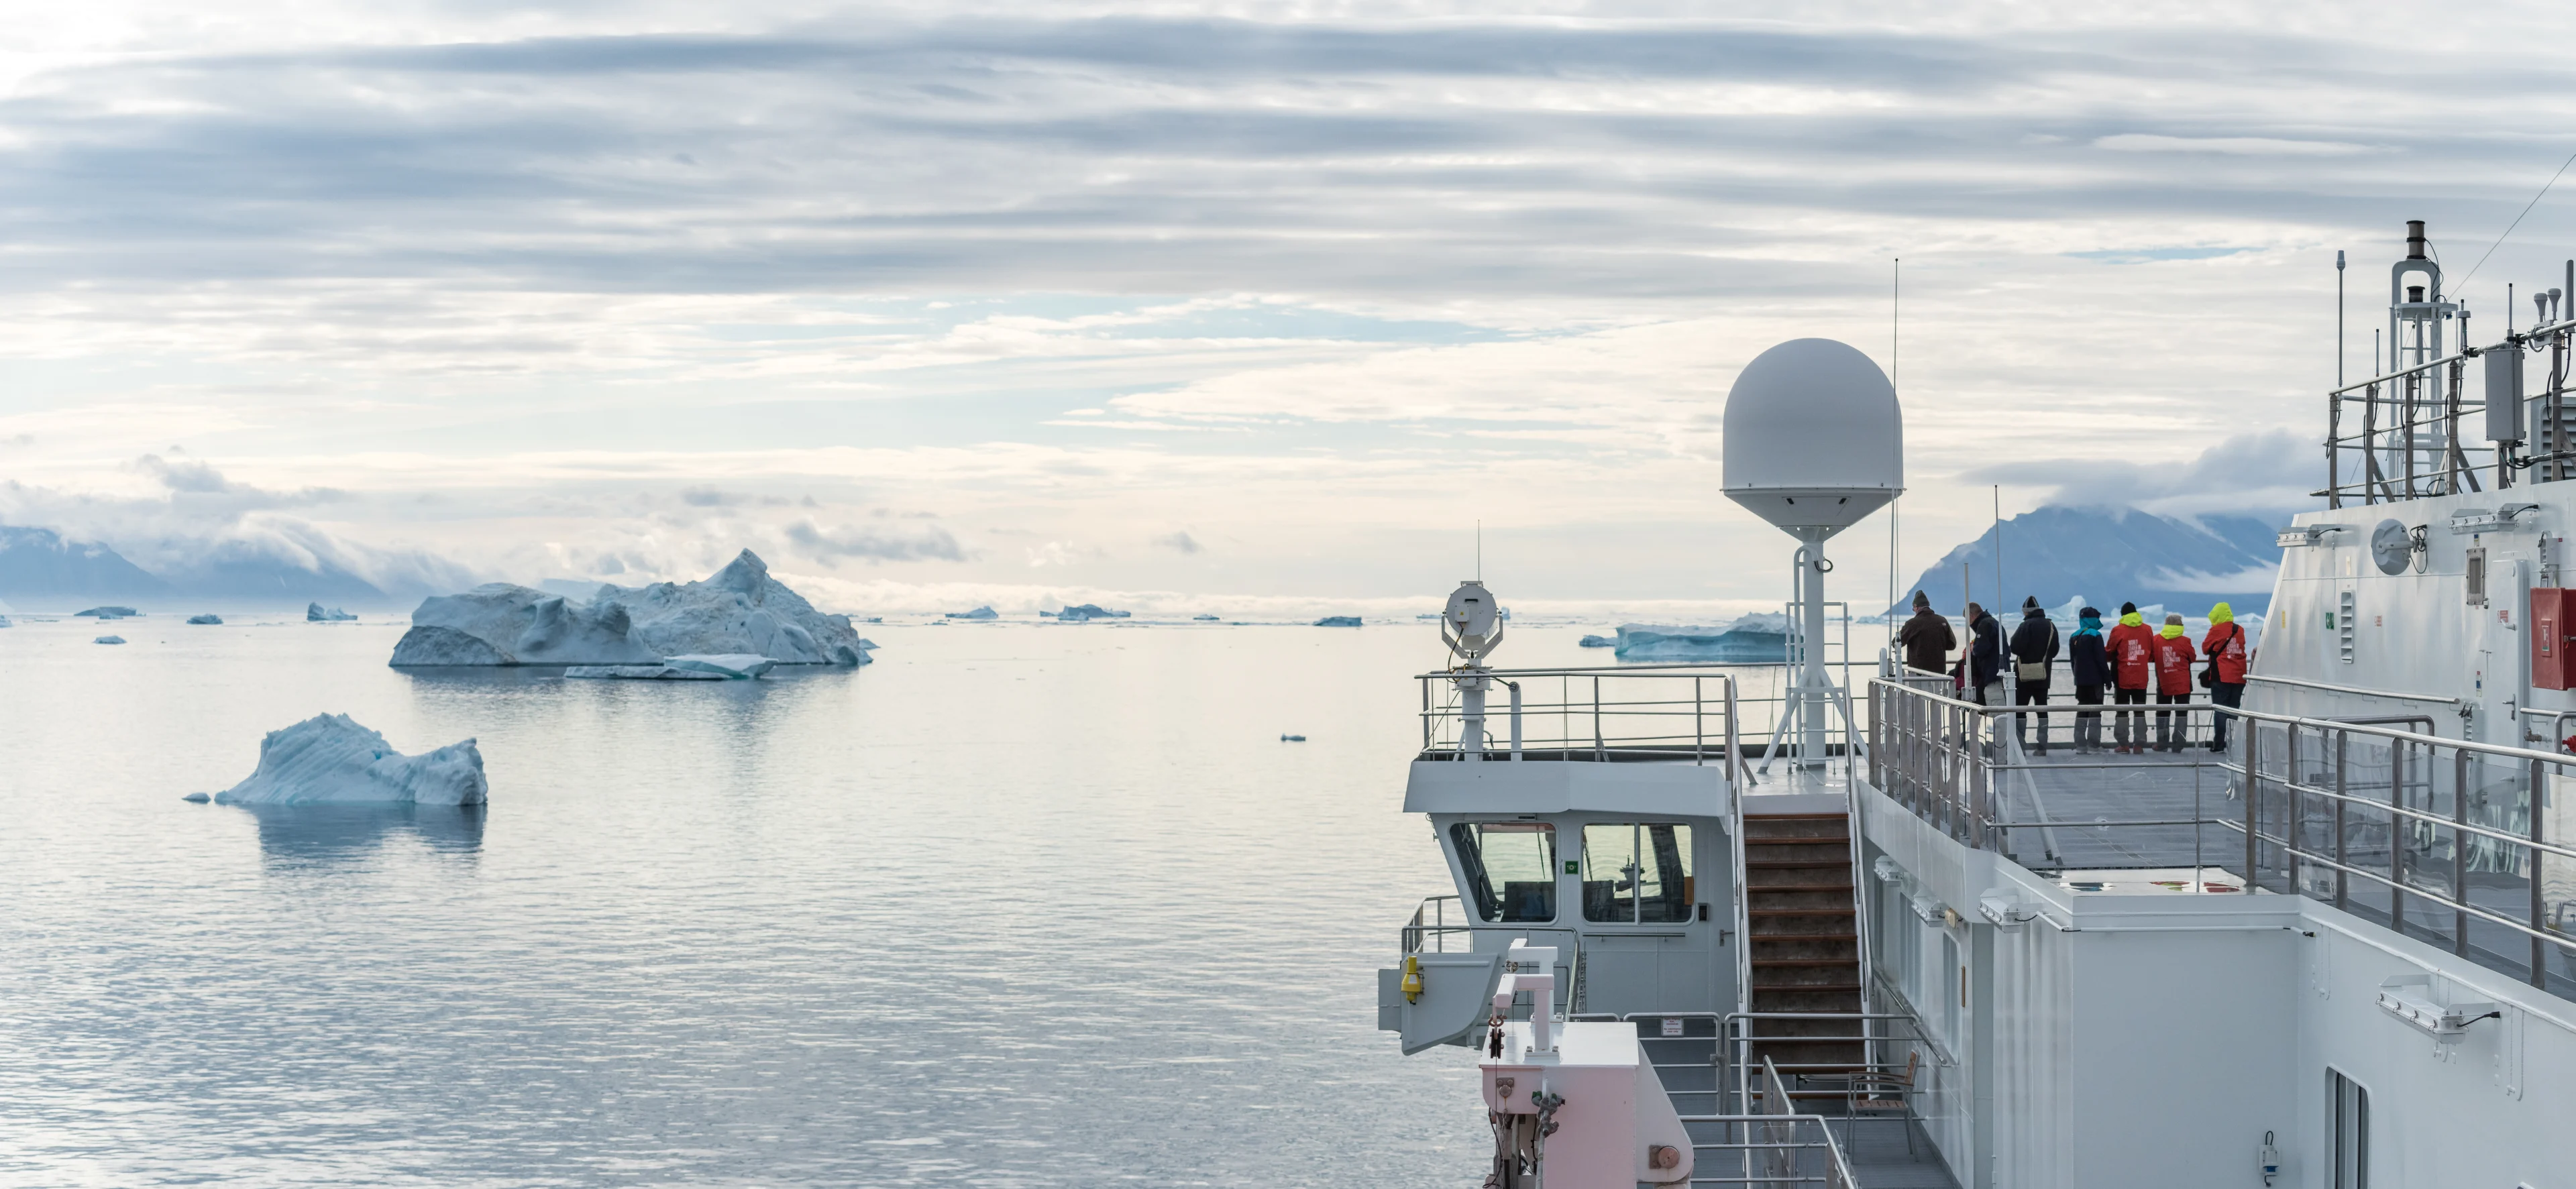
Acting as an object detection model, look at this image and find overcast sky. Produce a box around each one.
[7,1,2576,616]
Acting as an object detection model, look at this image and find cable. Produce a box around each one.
[2458,144,2576,291]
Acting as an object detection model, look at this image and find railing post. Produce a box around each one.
[2455,750,2472,957]
[2393,739,2408,930]
[2535,756,2551,986]
[2335,730,2350,911]
[1508,681,1523,760]
[1697,676,1706,766]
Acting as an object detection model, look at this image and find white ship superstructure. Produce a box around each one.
[1377,223,2576,1188]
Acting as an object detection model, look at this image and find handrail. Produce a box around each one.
[2245,673,2463,706]
[1869,675,2576,993]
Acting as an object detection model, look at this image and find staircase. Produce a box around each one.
[1741,812,1864,1080]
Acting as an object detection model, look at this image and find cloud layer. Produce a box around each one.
[8,4,2576,609]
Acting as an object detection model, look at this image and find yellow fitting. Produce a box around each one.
[1401,954,1424,1003]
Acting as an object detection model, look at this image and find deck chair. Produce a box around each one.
[1812,1050,1920,1153]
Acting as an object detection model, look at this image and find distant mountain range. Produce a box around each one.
[1896,505,2284,618]
[0,524,412,609]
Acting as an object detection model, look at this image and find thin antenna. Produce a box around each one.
[1475,520,1482,582]
[2459,143,2576,292]
[1892,258,1901,390]
[1992,485,2003,615]
[2336,249,2347,389]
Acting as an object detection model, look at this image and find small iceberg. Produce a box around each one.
[1048,603,1130,623]
[1281,734,1307,742]
[1193,614,1221,622]
[187,614,223,625]
[1611,614,1789,662]
[1578,634,1615,648]
[181,792,210,803]
[945,606,1000,620]
[209,714,487,805]
[308,603,358,622]
[76,606,138,619]
[1314,616,1362,627]
[94,634,127,644]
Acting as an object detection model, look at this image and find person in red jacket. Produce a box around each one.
[2201,602,2251,753]
[2152,612,2197,752]
[2106,602,2157,753]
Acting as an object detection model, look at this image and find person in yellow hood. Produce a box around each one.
[2151,612,2196,750]
[2202,602,2250,752]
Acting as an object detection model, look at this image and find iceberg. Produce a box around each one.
[187,614,223,625]
[308,603,358,622]
[211,713,486,806]
[389,550,870,667]
[1193,614,1221,622]
[75,606,139,618]
[1315,615,1363,627]
[945,606,1000,620]
[1611,614,1789,662]
[1578,634,1615,648]
[1050,603,1130,623]
[94,634,126,644]
[566,653,777,681]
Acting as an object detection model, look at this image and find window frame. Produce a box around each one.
[1578,821,1696,926]
[1450,820,1560,924]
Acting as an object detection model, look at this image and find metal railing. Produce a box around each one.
[2240,716,2576,991]
[1678,1058,1860,1188]
[1415,665,1749,777]
[2322,317,2576,506]
[1866,677,2576,995]
[1867,678,2231,868]
[1401,894,1467,954]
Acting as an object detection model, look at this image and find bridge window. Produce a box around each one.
[1582,824,1695,923]
[1452,822,1558,923]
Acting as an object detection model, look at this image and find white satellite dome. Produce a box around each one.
[1721,337,1904,538]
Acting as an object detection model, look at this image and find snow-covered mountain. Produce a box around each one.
[1896,505,2282,617]
[0,524,427,608]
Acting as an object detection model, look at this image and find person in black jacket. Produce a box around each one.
[2067,606,2111,754]
[1896,591,1956,679]
[1962,602,2002,705]
[2007,596,2061,754]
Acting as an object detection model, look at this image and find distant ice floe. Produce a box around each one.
[1044,603,1130,623]
[1611,614,1789,662]
[390,550,871,668]
[94,634,126,644]
[76,606,138,619]
[1315,616,1362,627]
[187,614,223,625]
[307,603,358,622]
[566,653,778,681]
[944,606,1000,620]
[209,713,486,806]
[1193,614,1221,622]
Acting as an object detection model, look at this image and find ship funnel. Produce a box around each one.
[1721,337,1906,541]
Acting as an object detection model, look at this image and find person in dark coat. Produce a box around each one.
[2007,596,2061,754]
[2068,607,2111,753]
[1962,602,2002,705]
[1896,591,1957,679]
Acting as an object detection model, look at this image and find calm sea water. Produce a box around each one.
[0,614,1663,1187]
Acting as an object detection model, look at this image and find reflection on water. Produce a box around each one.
[0,617,1580,1186]
[236,802,486,866]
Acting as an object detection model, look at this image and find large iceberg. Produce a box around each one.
[308,603,358,622]
[1046,603,1130,623]
[390,550,869,667]
[211,714,487,806]
[1611,614,1790,662]
[945,606,999,620]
